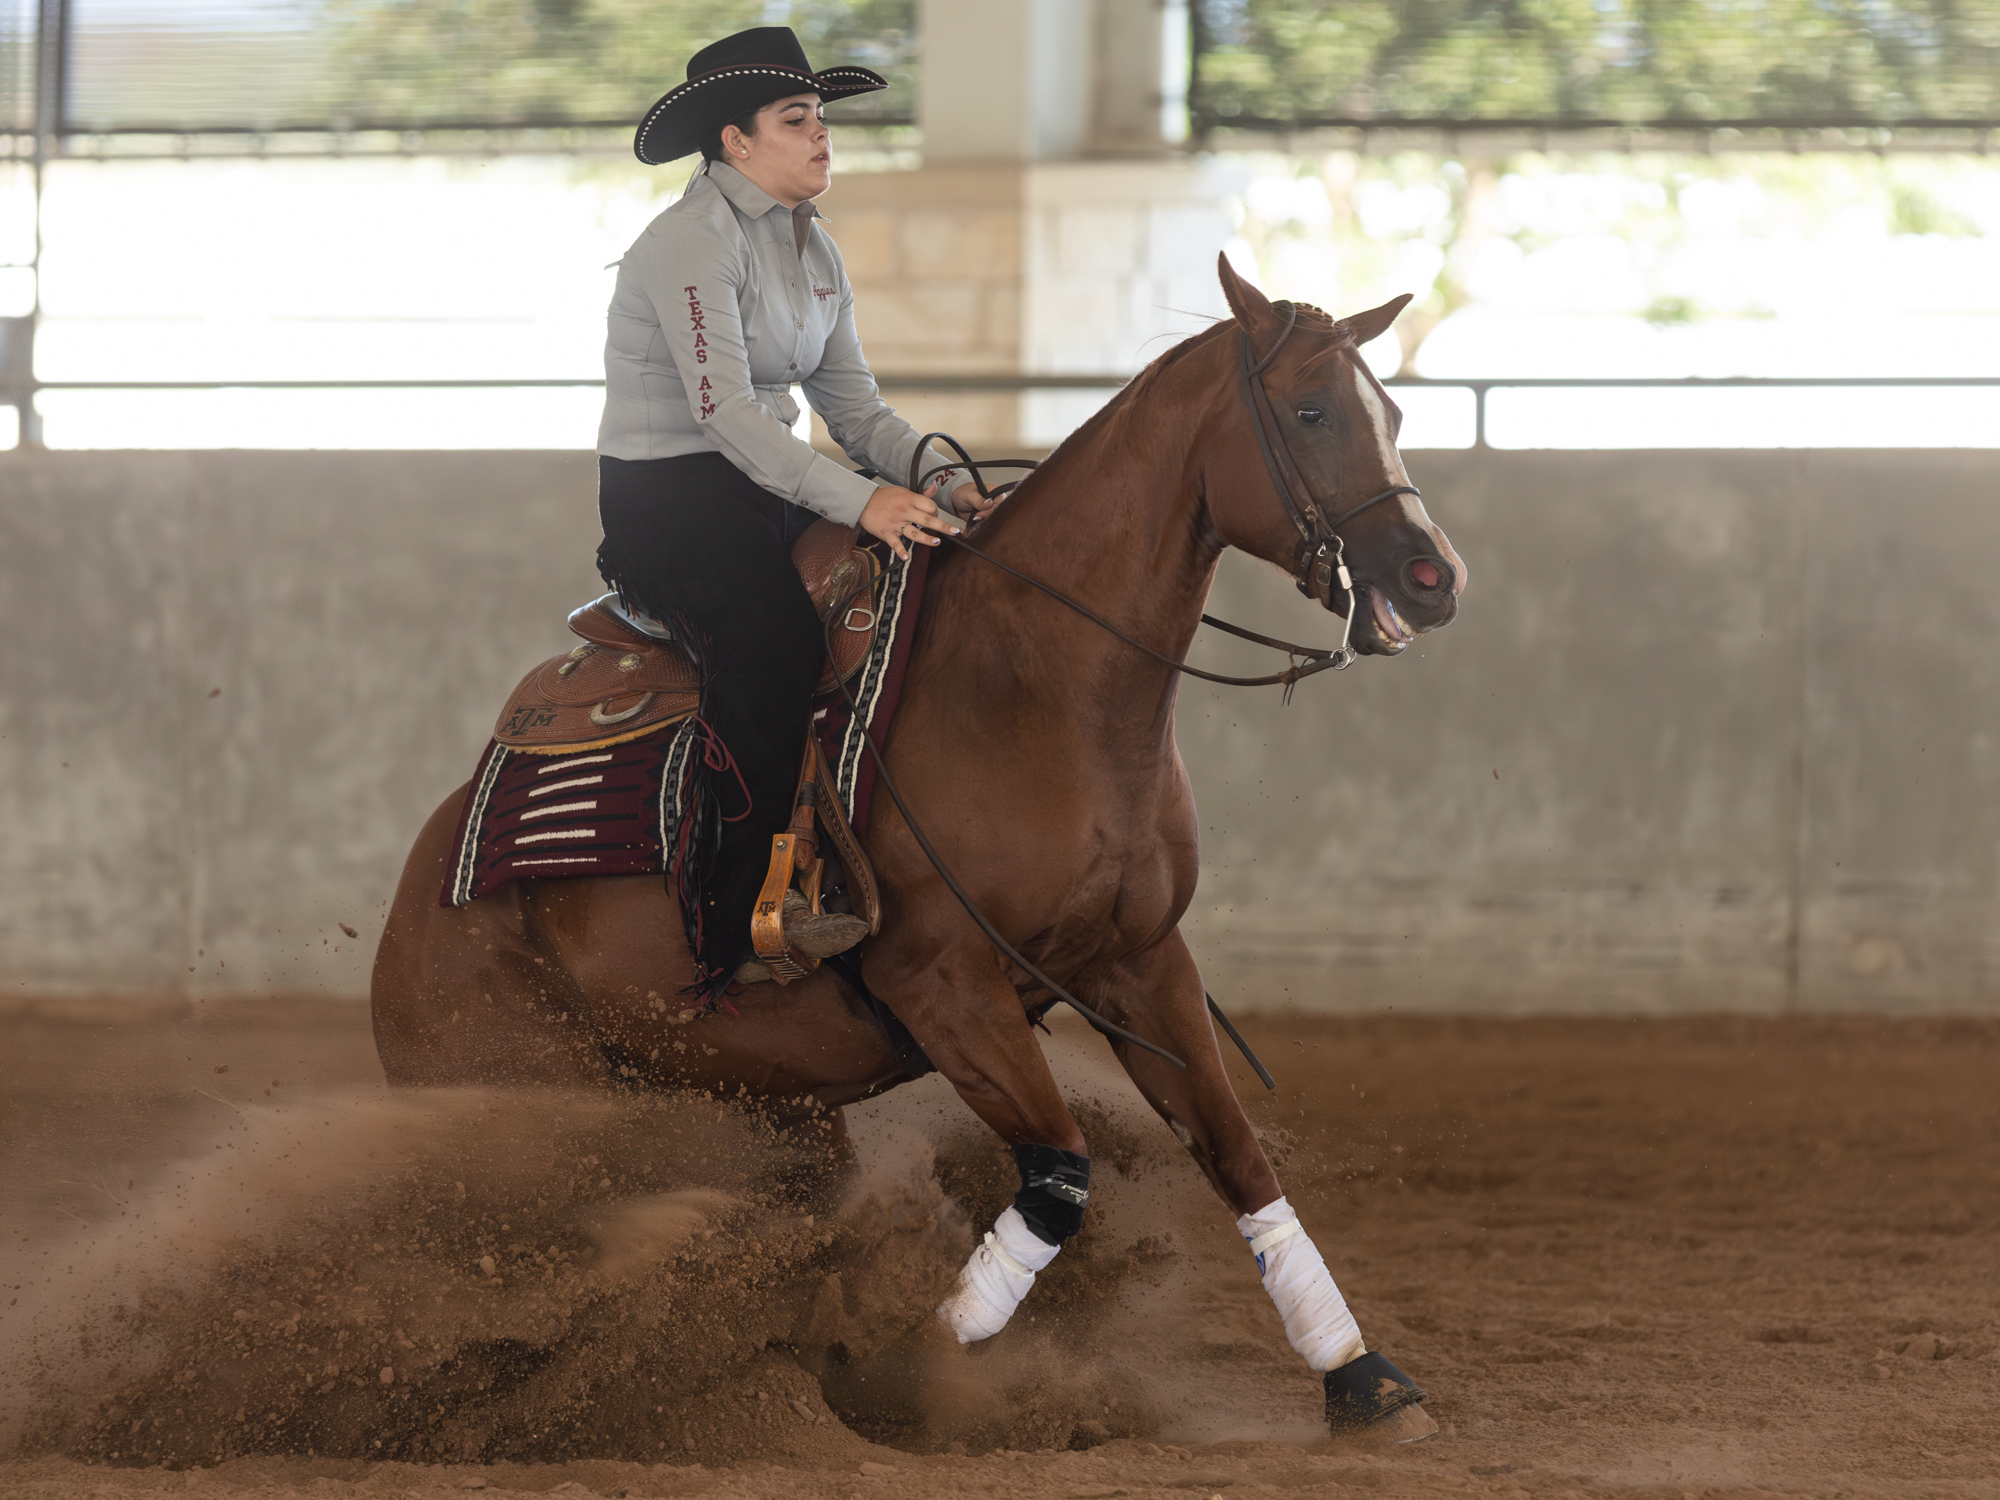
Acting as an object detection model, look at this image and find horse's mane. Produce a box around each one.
[1034,299,1360,465]
[1287,303,1363,376]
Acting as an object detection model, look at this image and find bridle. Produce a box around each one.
[1235,300,1423,660]
[907,300,1424,693]
[823,308,1429,1075]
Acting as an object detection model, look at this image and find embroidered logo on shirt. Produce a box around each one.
[697,374,714,421]
[685,285,709,364]
[813,284,836,303]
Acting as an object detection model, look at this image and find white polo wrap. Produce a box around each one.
[1237,1196,1365,1372]
[935,1205,1059,1343]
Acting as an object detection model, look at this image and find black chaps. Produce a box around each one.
[596,451,824,991]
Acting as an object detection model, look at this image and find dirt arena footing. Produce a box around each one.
[2,999,1995,1499]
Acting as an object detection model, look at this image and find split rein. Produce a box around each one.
[911,304,1424,700]
[905,451,1355,704]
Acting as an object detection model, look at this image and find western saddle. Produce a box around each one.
[487,517,884,982]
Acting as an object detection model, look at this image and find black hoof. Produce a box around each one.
[1324,1350,1428,1433]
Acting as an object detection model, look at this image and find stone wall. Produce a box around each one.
[817,159,1239,448]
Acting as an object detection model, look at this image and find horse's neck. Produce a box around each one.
[929,336,1226,740]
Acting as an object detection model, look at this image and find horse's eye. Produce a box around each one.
[1296,407,1327,426]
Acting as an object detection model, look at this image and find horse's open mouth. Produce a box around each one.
[1365,587,1416,654]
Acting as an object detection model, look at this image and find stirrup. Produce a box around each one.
[740,892,867,989]
[749,858,871,983]
[749,740,873,983]
[751,830,820,982]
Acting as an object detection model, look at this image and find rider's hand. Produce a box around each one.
[860,484,958,561]
[949,481,1003,525]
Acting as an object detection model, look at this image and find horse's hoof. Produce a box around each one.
[1325,1350,1431,1441]
[1370,1401,1438,1444]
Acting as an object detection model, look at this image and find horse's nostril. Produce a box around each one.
[1409,559,1441,590]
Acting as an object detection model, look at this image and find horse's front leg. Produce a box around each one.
[1096,930,1437,1444]
[868,937,1095,1346]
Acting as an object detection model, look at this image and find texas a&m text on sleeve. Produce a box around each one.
[597,160,960,526]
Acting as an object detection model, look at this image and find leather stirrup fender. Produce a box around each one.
[810,739,880,936]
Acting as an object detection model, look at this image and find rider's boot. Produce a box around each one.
[735,890,868,987]
[783,888,868,957]
[735,739,869,986]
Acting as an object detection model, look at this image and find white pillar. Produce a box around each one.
[826,0,1228,449]
[1093,0,1191,154]
[917,0,1188,161]
[918,0,1096,164]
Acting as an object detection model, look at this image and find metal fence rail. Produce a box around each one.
[14,374,2000,451]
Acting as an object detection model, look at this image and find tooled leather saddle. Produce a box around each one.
[493,519,883,754]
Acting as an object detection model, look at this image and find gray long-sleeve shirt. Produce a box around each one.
[597,159,957,525]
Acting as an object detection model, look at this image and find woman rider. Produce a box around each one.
[597,26,991,996]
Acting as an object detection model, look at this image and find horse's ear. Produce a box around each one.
[1218,250,1283,337]
[1340,293,1415,348]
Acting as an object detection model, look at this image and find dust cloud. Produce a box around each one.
[0,1001,1296,1472]
[5,1001,1998,1499]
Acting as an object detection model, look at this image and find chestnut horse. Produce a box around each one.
[371,257,1466,1440]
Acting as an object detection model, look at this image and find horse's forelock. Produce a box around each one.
[1228,301,1361,378]
[1294,314,1363,379]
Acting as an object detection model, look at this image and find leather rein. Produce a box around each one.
[909,299,1422,698]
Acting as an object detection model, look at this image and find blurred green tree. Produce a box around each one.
[1227,149,1997,373]
[316,0,917,130]
[1193,0,2000,126]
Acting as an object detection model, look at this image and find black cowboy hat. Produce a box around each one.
[633,26,887,166]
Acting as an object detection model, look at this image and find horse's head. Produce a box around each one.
[1203,254,1466,656]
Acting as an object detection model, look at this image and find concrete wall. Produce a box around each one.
[3,447,1996,1013]
[0,451,604,1000]
[1179,448,2000,1015]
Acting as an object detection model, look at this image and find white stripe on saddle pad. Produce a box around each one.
[514,827,597,845]
[509,856,602,867]
[519,800,598,822]
[536,752,616,776]
[528,775,606,797]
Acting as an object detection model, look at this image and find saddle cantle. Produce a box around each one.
[494,519,883,754]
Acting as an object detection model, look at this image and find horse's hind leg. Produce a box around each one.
[371,787,608,1087]
[1094,930,1436,1444]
